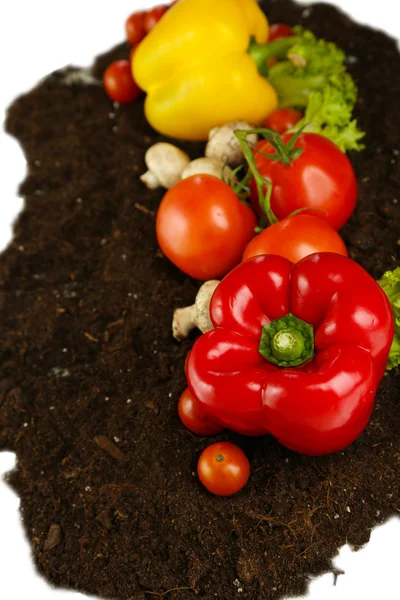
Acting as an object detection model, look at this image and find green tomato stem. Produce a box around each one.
[235,128,304,227]
[235,130,277,226]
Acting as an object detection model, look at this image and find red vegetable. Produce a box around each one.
[250,132,357,231]
[186,254,394,455]
[103,60,142,104]
[178,388,223,436]
[197,442,250,496]
[156,174,257,280]
[144,5,169,33]
[268,23,294,42]
[243,213,347,264]
[264,108,302,133]
[125,11,146,46]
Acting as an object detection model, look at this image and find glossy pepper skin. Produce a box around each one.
[132,0,278,140]
[186,254,394,456]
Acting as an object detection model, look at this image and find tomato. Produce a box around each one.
[178,388,224,436]
[144,5,169,33]
[125,11,146,46]
[251,133,357,231]
[264,108,303,134]
[243,214,348,264]
[103,60,142,104]
[156,175,257,280]
[268,24,294,42]
[197,442,250,496]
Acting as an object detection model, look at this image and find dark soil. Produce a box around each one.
[1,1,399,599]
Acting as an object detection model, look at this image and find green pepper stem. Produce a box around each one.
[268,70,327,107]
[259,314,314,367]
[248,36,299,74]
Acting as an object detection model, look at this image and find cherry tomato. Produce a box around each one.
[269,24,294,42]
[197,442,250,496]
[156,175,257,280]
[251,133,357,231]
[125,11,146,46]
[243,214,348,264]
[144,5,169,33]
[178,388,224,436]
[264,108,303,134]
[103,60,142,104]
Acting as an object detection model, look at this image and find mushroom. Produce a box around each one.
[140,143,190,190]
[172,280,220,341]
[181,157,233,182]
[205,121,258,167]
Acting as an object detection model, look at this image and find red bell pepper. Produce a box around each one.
[186,253,394,456]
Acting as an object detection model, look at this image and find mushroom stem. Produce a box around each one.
[173,280,220,341]
[140,170,161,190]
[173,305,197,341]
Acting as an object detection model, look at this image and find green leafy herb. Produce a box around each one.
[378,267,400,372]
[266,27,365,152]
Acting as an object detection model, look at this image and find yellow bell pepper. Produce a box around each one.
[132,0,279,140]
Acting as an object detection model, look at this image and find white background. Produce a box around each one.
[0,1,399,599]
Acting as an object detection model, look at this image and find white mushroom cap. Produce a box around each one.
[205,121,258,167]
[181,157,233,182]
[140,143,190,190]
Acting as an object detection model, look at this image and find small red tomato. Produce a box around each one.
[264,108,303,134]
[198,442,250,496]
[269,24,294,42]
[243,214,348,264]
[103,60,142,104]
[178,388,224,436]
[156,175,257,280]
[125,11,146,46]
[144,5,169,33]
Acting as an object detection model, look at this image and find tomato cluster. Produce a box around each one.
[156,129,355,279]
[125,5,170,45]
[103,3,174,104]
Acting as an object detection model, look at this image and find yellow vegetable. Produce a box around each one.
[133,0,278,140]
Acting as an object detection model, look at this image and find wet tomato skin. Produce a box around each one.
[103,60,142,104]
[197,442,250,496]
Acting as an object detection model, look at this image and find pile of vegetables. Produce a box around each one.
[100,0,399,497]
